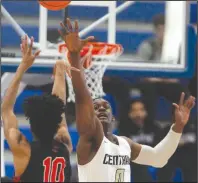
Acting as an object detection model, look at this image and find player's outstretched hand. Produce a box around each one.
[172,92,195,131]
[59,18,94,53]
[52,60,80,79]
[20,35,41,70]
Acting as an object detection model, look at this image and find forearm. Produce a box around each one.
[52,64,66,104]
[1,64,26,134]
[133,125,182,168]
[1,64,26,112]
[70,53,93,105]
[52,64,69,130]
[69,53,96,134]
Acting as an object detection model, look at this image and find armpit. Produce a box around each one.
[121,136,142,161]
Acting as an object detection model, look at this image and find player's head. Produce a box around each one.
[23,94,65,144]
[93,98,113,128]
[152,14,165,43]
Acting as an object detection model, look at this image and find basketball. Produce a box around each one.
[38,0,71,11]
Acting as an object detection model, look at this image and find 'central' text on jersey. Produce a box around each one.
[103,154,130,165]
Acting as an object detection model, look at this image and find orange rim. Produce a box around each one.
[59,42,123,57]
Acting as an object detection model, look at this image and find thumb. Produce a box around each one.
[81,36,95,45]
[34,50,41,58]
[172,103,179,110]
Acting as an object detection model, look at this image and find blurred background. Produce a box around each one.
[1,1,197,182]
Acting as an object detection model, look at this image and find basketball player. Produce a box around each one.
[1,35,74,182]
[59,19,196,182]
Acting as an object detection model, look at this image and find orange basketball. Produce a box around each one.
[38,0,71,11]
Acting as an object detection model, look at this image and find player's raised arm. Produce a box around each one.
[123,93,195,168]
[59,19,104,141]
[1,35,40,154]
[52,60,74,153]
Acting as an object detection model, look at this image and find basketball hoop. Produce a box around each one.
[59,42,123,102]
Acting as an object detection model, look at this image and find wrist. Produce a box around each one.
[69,52,80,58]
[68,52,81,67]
[16,64,27,76]
[171,123,184,134]
[18,62,29,73]
[55,66,65,76]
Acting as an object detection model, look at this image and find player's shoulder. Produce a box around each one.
[52,140,70,154]
[119,135,130,142]
[116,136,132,147]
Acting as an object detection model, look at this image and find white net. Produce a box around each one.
[59,44,123,102]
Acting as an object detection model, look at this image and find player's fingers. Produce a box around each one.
[88,57,92,68]
[179,92,185,107]
[66,68,72,78]
[28,36,34,54]
[66,18,73,32]
[58,29,65,40]
[185,96,192,108]
[81,56,86,66]
[22,35,28,52]
[64,64,78,72]
[172,103,179,110]
[34,50,41,58]
[81,49,90,67]
[81,46,92,67]
[21,37,26,52]
[83,58,89,69]
[187,96,195,109]
[20,44,23,53]
[70,66,80,72]
[21,36,24,44]
[60,22,69,34]
[85,36,95,42]
[25,35,28,49]
[81,36,95,46]
[60,22,70,38]
[189,101,195,110]
[74,20,79,33]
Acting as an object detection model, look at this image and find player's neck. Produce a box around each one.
[105,132,114,140]
[102,123,112,137]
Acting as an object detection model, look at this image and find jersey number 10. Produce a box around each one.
[43,157,66,182]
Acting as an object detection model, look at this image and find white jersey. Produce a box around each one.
[78,135,131,182]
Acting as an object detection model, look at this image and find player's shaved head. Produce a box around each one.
[23,94,65,145]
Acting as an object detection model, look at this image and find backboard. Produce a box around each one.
[1,1,197,78]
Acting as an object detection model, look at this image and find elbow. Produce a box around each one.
[77,120,96,135]
[1,103,6,113]
[1,102,12,114]
[76,116,97,136]
[1,105,9,116]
